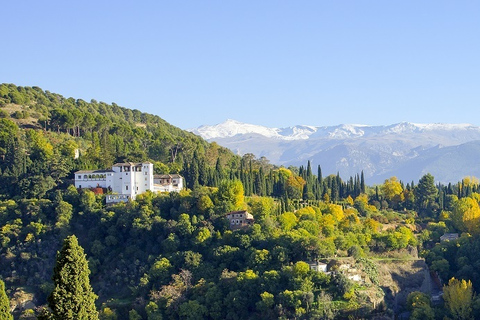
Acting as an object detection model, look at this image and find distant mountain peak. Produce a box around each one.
[189,119,480,184]
[190,120,477,141]
[192,119,281,140]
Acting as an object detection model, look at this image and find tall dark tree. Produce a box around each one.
[0,279,13,320]
[415,173,438,216]
[46,235,99,320]
[360,171,365,194]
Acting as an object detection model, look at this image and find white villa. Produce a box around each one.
[74,162,183,203]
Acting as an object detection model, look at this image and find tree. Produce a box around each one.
[55,201,73,230]
[415,174,438,215]
[99,307,117,320]
[248,196,275,223]
[381,176,403,205]
[406,291,434,320]
[443,277,473,320]
[145,301,163,320]
[178,300,207,320]
[216,180,245,212]
[46,235,99,320]
[451,197,480,235]
[0,279,13,320]
[0,119,18,158]
[128,310,142,320]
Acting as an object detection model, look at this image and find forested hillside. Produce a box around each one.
[2,84,480,319]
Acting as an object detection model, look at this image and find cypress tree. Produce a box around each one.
[215,158,223,181]
[306,161,313,182]
[360,170,366,194]
[198,158,207,185]
[47,235,98,320]
[331,178,338,202]
[317,165,323,183]
[0,279,13,320]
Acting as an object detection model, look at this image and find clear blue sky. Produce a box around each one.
[1,1,479,129]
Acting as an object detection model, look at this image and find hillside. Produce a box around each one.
[2,84,480,319]
[0,83,243,199]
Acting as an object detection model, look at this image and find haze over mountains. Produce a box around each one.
[190,120,480,184]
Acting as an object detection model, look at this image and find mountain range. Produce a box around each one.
[190,119,480,184]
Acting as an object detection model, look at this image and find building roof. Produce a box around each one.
[112,162,153,167]
[226,210,254,219]
[440,233,459,241]
[154,174,183,179]
[75,169,114,174]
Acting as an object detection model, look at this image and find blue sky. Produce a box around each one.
[1,1,479,129]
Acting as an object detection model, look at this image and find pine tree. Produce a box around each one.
[47,235,99,320]
[0,279,13,320]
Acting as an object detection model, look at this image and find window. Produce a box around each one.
[79,185,81,188]
[145,178,147,181]
[84,175,87,179]
[78,175,81,179]
[126,185,129,190]
[126,172,128,175]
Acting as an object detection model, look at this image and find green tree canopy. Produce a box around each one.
[47,235,99,320]
[0,279,13,320]
[415,174,438,215]
[443,277,474,320]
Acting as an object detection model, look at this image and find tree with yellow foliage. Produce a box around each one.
[451,197,480,235]
[443,277,474,320]
[326,204,344,221]
[381,177,403,201]
[286,175,306,199]
[462,176,479,187]
[345,195,354,206]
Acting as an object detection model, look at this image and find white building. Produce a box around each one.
[74,162,183,203]
[154,174,184,192]
[309,261,328,273]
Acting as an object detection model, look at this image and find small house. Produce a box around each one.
[309,261,328,273]
[440,233,459,242]
[226,210,254,230]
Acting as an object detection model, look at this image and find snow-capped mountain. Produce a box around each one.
[192,120,477,141]
[190,120,480,184]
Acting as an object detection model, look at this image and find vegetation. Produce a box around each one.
[42,235,98,320]
[2,84,480,318]
[443,278,473,320]
[0,279,13,320]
